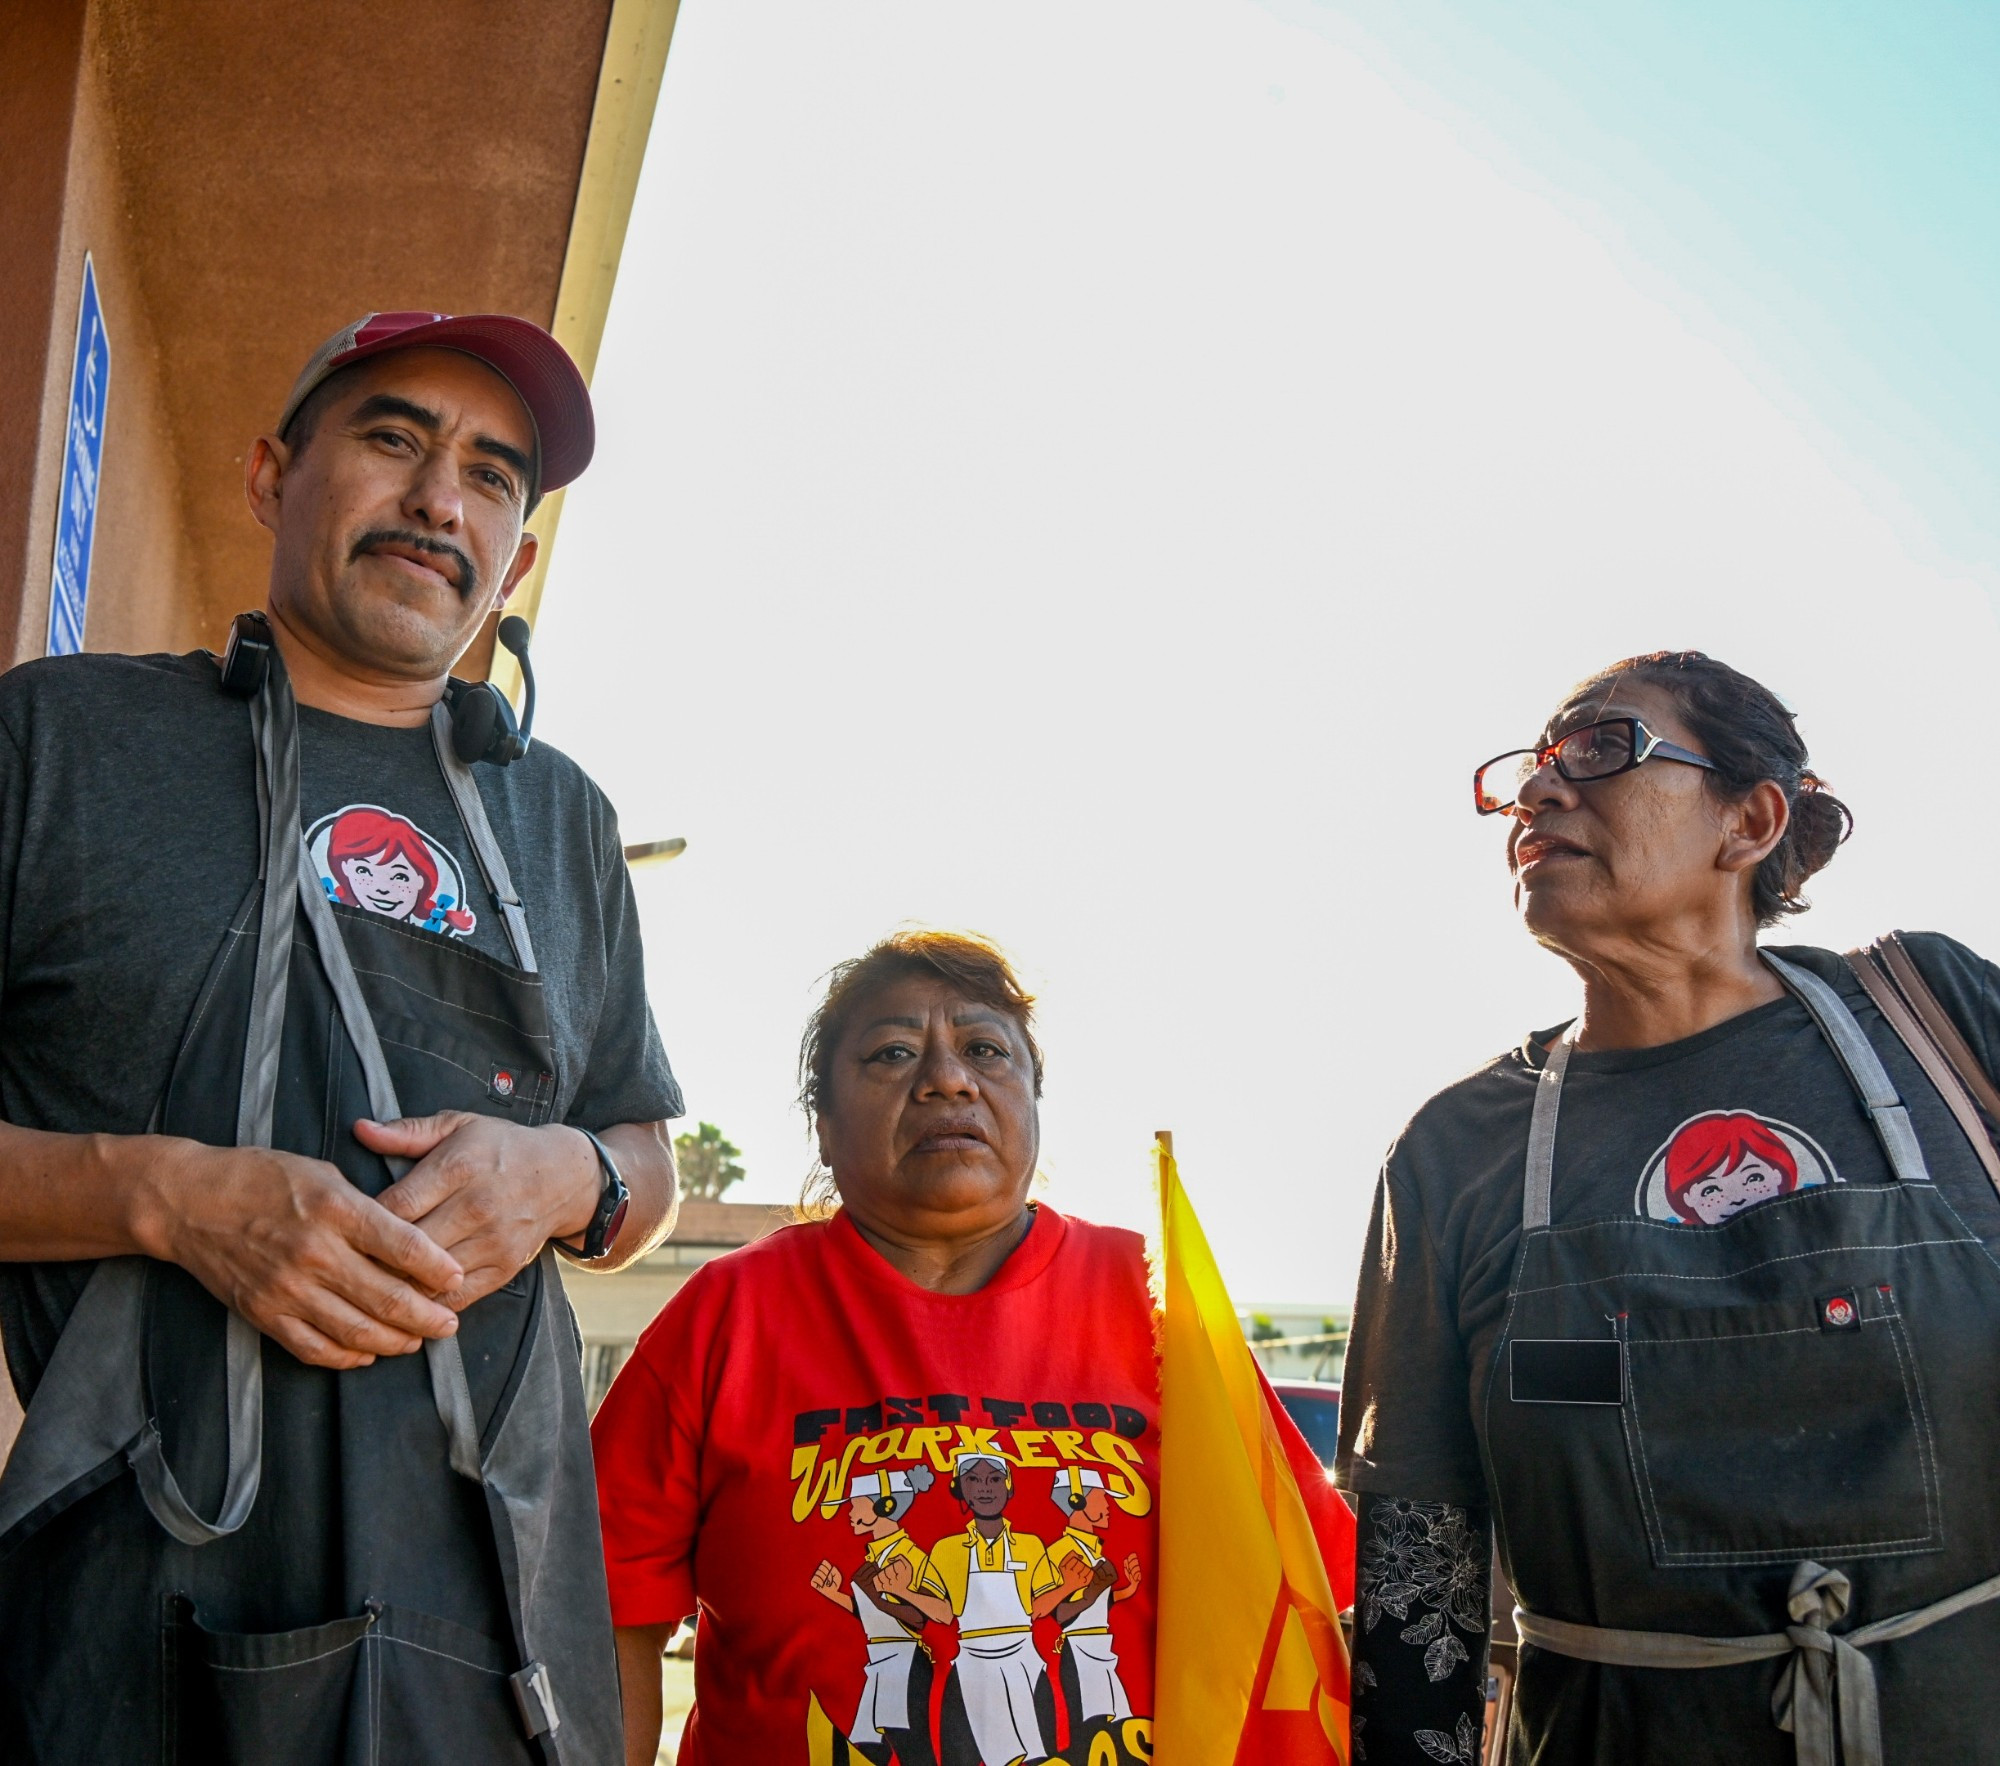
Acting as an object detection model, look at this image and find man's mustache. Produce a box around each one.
[349,529,477,598]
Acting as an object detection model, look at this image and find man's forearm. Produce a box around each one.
[0,1120,463,1367]
[0,1120,184,1263]
[593,1120,678,1272]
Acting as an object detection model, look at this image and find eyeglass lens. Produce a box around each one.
[1553,720,1636,780]
[1475,720,1639,812]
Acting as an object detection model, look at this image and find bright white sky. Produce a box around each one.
[531,0,2000,1310]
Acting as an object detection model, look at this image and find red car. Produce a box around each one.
[1271,1379,1341,1470]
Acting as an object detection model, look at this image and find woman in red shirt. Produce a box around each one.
[593,931,1168,1766]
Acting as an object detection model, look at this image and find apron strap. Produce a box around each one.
[1515,1559,2000,1766]
[238,676,301,1146]
[1762,953,1932,1186]
[430,702,537,974]
[1521,955,1934,1231]
[293,840,485,1481]
[125,1303,264,1544]
[122,661,314,1544]
[1522,1029,1575,1233]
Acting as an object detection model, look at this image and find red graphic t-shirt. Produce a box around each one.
[594,1203,1342,1766]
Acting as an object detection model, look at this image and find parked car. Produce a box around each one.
[1271,1378,1340,1470]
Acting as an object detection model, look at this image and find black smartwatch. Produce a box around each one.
[555,1129,630,1263]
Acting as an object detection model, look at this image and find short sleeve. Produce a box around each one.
[1028,1538,1061,1599]
[911,1549,947,1600]
[564,809,683,1131]
[591,1280,708,1626]
[1334,1160,1487,1508]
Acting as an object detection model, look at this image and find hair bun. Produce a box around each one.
[1789,777,1852,882]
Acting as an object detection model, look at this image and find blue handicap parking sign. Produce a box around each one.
[48,254,110,659]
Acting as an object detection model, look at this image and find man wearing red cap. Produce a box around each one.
[0,313,680,1764]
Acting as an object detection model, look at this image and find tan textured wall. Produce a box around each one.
[17,12,198,662]
[3,0,616,668]
[0,0,87,656]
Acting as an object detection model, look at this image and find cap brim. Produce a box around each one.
[323,314,595,494]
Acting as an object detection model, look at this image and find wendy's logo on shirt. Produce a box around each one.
[1635,1110,1839,1226]
[307,805,477,940]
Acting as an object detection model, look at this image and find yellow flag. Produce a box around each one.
[1155,1134,1352,1765]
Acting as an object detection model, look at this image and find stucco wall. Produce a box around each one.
[18,11,199,663]
[3,0,616,669]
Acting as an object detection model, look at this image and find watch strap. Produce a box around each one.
[555,1128,629,1262]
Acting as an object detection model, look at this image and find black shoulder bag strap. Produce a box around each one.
[1845,932,2000,1204]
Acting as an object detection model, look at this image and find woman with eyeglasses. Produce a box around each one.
[1335,650,2000,1765]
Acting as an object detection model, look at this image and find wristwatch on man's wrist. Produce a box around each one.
[555,1129,630,1263]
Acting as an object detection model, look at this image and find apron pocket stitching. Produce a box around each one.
[207,1638,368,1673]
[348,963,546,1031]
[1882,1308,1944,1544]
[378,1635,512,1675]
[1618,1354,1670,1565]
[1642,1541,1947,1567]
[376,1034,525,1092]
[1512,1233,1982,1298]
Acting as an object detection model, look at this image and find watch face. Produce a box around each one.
[602,1192,630,1254]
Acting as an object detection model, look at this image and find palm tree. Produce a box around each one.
[673,1122,746,1201]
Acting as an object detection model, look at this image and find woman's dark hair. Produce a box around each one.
[794,929,1043,1216]
[1566,651,1852,926]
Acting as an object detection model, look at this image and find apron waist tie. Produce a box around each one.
[1515,1560,2000,1766]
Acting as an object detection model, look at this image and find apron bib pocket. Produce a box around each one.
[1618,1284,1943,1567]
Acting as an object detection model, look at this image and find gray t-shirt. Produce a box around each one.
[0,648,682,1395]
[1334,935,2000,1506]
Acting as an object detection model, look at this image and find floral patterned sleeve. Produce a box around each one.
[1351,1494,1491,1765]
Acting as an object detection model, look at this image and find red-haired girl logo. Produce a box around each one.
[1635,1110,1840,1225]
[307,805,476,939]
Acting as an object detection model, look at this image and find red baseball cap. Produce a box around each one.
[277,311,595,496]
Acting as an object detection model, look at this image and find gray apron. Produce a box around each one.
[0,640,620,1764]
[1483,953,2000,1764]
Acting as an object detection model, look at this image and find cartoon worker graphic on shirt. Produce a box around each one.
[1634,1109,1838,1225]
[306,805,477,938]
[929,1451,1073,1766]
[810,1465,950,1766]
[1043,1468,1143,1740]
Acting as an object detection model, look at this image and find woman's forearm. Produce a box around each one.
[614,1623,673,1766]
[1351,1493,1492,1765]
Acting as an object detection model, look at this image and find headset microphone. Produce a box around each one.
[450,614,536,766]
[219,608,537,768]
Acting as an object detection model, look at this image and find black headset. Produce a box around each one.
[218,610,538,768]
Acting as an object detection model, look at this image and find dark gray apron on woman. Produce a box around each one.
[0,644,620,1764]
[1482,953,2000,1764]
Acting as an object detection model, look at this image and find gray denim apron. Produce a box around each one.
[0,641,619,1765]
[1482,954,2000,1765]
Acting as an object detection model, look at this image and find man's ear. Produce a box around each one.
[495,531,540,604]
[245,434,292,537]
